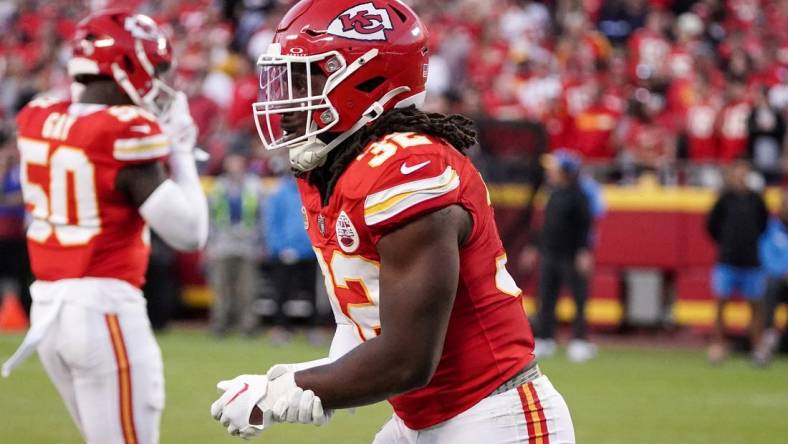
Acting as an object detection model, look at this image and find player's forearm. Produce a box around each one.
[294,334,435,409]
[167,151,208,248]
[294,208,463,410]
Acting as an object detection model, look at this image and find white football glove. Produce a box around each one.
[210,374,270,439]
[158,91,198,155]
[259,364,330,426]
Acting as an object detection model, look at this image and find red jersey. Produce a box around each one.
[624,119,675,167]
[297,132,534,430]
[628,28,670,80]
[686,98,721,160]
[16,98,169,288]
[227,74,258,131]
[568,103,620,159]
[717,100,752,161]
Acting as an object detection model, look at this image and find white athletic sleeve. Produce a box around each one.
[328,324,362,361]
[282,325,359,414]
[288,324,360,373]
[139,151,208,251]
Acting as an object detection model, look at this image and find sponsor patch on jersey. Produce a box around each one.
[302,206,309,230]
[327,2,393,41]
[336,211,360,253]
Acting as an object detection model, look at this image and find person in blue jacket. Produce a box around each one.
[263,174,318,344]
[754,192,788,365]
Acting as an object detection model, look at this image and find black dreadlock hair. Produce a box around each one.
[303,105,477,204]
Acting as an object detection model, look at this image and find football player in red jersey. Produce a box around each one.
[2,10,208,444]
[211,1,575,442]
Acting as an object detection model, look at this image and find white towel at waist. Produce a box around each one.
[2,278,146,377]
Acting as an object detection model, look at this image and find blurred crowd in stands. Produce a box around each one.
[0,0,785,183]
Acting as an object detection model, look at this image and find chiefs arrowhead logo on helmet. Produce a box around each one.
[327,2,393,41]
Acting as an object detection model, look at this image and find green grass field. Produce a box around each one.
[1,328,787,444]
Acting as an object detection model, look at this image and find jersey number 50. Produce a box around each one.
[19,138,101,245]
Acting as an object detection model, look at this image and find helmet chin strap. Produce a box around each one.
[111,63,175,117]
[111,63,145,108]
[289,86,412,172]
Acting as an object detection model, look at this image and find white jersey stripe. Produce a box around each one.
[365,166,455,209]
[114,134,168,150]
[364,166,460,226]
[113,134,169,161]
[113,145,169,161]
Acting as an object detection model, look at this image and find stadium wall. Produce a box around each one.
[180,178,786,331]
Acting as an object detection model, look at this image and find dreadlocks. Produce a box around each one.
[303,105,478,204]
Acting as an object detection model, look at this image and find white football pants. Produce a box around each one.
[373,375,575,444]
[31,278,164,444]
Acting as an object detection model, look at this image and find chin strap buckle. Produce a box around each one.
[366,102,385,120]
[289,85,415,172]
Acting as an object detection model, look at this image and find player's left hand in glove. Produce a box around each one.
[260,364,331,426]
[158,91,207,159]
[210,374,270,439]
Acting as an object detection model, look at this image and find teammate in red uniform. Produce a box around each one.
[2,10,208,444]
[211,1,575,442]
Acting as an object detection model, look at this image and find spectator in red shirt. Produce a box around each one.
[717,80,753,161]
[620,93,677,176]
[482,72,529,121]
[566,79,621,159]
[176,67,222,147]
[685,76,722,160]
[603,52,632,115]
[628,9,671,82]
[226,55,259,132]
[667,13,705,81]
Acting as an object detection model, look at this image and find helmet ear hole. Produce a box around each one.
[355,76,386,93]
[122,54,134,72]
[389,4,408,23]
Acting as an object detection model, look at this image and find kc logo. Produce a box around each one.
[327,3,393,41]
[124,15,164,42]
[341,11,385,34]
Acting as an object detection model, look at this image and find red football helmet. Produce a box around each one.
[68,9,176,116]
[253,0,429,171]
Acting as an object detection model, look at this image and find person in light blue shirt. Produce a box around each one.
[264,176,314,260]
[579,168,606,247]
[754,192,788,365]
[263,174,317,344]
[580,173,606,220]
